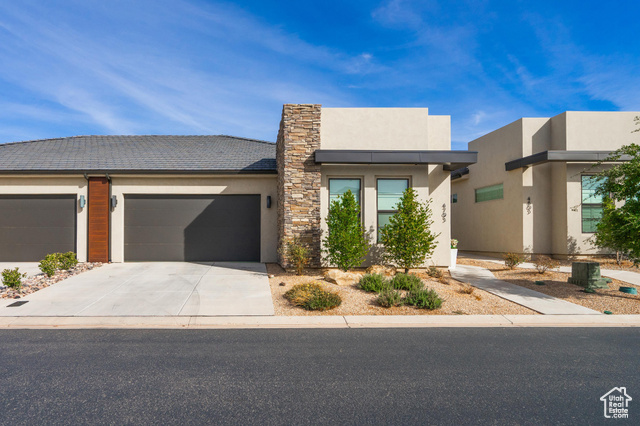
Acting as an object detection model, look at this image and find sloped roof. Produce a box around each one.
[0,135,276,174]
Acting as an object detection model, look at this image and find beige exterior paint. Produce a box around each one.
[452,111,640,258]
[0,175,88,262]
[109,175,278,263]
[320,108,452,266]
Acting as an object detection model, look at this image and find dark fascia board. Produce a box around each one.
[0,169,278,175]
[505,150,634,171]
[450,167,470,180]
[315,150,477,170]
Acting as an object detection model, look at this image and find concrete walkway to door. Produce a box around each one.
[0,262,274,316]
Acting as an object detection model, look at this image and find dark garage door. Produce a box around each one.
[0,195,77,261]
[124,194,261,262]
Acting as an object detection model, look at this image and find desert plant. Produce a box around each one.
[357,273,390,293]
[283,238,310,275]
[503,252,525,270]
[284,283,341,311]
[390,273,424,291]
[39,253,60,277]
[404,288,443,310]
[426,265,444,279]
[323,190,370,271]
[2,268,27,289]
[377,290,404,308]
[58,251,78,270]
[459,284,475,295]
[533,255,560,274]
[379,188,439,273]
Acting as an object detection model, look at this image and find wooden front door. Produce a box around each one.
[88,177,109,263]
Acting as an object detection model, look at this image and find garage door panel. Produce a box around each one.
[0,195,76,261]
[124,195,260,262]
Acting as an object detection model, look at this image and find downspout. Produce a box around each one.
[106,173,112,263]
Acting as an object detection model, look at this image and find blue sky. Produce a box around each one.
[0,0,638,149]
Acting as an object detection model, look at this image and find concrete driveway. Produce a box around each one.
[0,262,274,316]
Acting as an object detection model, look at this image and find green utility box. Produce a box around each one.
[568,262,610,289]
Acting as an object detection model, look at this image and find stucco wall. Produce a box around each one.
[0,175,88,262]
[110,175,278,263]
[320,164,451,267]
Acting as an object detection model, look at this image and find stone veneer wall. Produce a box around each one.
[276,104,322,268]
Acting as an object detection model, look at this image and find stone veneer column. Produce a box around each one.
[276,104,322,268]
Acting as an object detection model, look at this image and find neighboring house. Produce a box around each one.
[451,111,639,258]
[0,104,475,268]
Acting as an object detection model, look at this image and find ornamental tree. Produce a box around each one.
[379,188,439,273]
[323,190,370,271]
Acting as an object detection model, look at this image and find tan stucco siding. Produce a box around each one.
[110,175,278,263]
[320,165,451,267]
[0,176,88,262]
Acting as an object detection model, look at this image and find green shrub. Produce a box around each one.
[390,273,424,291]
[2,268,27,289]
[377,290,404,308]
[357,273,390,293]
[426,266,444,279]
[404,288,443,310]
[58,252,78,270]
[39,253,60,277]
[503,252,525,270]
[282,238,310,275]
[284,283,342,311]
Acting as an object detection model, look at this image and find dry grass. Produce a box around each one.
[458,258,640,315]
[266,264,536,316]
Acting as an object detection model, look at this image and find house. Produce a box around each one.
[451,111,639,258]
[0,104,475,268]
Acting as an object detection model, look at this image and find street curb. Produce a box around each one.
[0,314,639,329]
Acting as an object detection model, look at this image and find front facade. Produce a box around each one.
[451,111,639,258]
[0,105,472,268]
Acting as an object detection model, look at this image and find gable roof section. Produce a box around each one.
[0,135,276,174]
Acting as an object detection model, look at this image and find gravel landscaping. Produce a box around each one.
[266,264,536,316]
[458,258,640,315]
[1,263,103,299]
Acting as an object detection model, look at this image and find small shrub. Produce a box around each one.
[283,238,310,275]
[459,284,475,295]
[377,290,404,308]
[58,252,78,270]
[427,266,444,279]
[451,239,458,249]
[2,268,27,289]
[357,274,390,293]
[390,273,424,291]
[438,276,449,285]
[533,255,560,274]
[503,252,525,270]
[474,294,482,301]
[39,253,60,277]
[284,283,341,311]
[404,288,443,310]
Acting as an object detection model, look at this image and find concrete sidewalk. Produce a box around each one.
[450,265,601,315]
[0,314,638,329]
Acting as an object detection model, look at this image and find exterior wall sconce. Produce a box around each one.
[79,195,86,209]
[266,195,272,209]
[526,197,532,215]
[110,195,118,210]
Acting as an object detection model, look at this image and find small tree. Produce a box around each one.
[323,190,370,271]
[379,188,439,273]
[283,238,310,275]
[592,126,640,264]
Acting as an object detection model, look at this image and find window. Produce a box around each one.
[377,178,409,241]
[452,193,458,204]
[475,183,503,203]
[582,175,604,233]
[329,178,361,205]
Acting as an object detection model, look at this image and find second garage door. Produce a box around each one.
[124,194,261,262]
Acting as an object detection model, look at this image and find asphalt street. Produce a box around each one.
[1,328,638,425]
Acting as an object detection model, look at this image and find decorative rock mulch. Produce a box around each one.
[0,263,103,299]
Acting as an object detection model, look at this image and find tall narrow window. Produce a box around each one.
[377,178,409,241]
[329,178,361,205]
[475,183,503,202]
[582,175,604,233]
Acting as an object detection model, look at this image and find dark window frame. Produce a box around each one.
[376,177,410,242]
